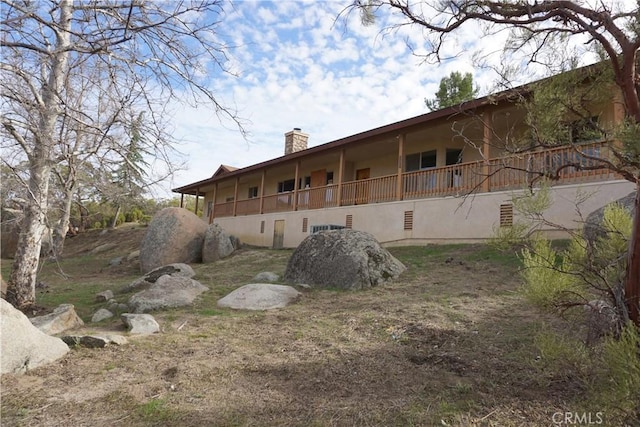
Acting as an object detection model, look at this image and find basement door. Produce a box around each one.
[272,220,285,249]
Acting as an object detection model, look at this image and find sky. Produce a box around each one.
[161,0,626,198]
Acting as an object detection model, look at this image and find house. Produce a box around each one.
[173,68,635,248]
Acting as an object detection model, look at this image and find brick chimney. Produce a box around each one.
[284,128,309,155]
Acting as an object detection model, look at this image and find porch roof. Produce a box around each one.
[172,82,532,195]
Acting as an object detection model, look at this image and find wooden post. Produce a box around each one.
[232,178,238,216]
[210,183,217,223]
[396,134,405,200]
[194,189,200,215]
[337,149,345,206]
[259,170,266,214]
[292,161,300,211]
[180,193,184,208]
[482,111,492,192]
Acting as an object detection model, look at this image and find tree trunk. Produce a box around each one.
[7,161,51,309]
[625,181,640,327]
[76,201,89,232]
[6,0,72,309]
[52,184,75,258]
[110,204,121,229]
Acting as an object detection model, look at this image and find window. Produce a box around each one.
[446,149,463,188]
[248,186,258,199]
[406,150,437,172]
[277,179,295,193]
[446,149,462,165]
[225,196,234,203]
[299,176,311,189]
[326,171,334,184]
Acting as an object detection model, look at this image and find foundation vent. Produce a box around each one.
[404,211,414,230]
[346,214,353,229]
[500,204,514,227]
[310,224,345,234]
[260,220,265,234]
[302,217,308,232]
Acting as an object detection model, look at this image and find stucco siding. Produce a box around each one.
[212,180,635,248]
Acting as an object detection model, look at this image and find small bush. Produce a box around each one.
[489,222,530,250]
[520,237,582,309]
[521,204,631,324]
[592,323,640,422]
[139,214,152,225]
[533,331,590,384]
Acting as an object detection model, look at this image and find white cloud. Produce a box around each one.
[159,0,634,198]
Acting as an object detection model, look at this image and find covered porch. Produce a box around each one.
[183,139,615,221]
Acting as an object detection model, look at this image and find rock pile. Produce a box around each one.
[139,208,240,273]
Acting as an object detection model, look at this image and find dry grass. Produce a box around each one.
[1,227,588,426]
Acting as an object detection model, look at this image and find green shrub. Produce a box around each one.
[520,204,631,319]
[125,207,144,222]
[533,330,590,384]
[139,214,152,225]
[591,323,640,423]
[521,203,638,423]
[520,237,582,309]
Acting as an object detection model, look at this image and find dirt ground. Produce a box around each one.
[1,226,587,426]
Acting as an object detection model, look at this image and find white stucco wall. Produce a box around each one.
[212,180,635,248]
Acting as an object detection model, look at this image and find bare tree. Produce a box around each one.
[348,0,639,325]
[1,0,243,309]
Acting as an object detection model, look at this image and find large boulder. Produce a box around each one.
[584,192,636,246]
[217,284,301,310]
[139,207,207,273]
[284,229,406,290]
[30,304,84,335]
[202,224,237,263]
[1,299,69,374]
[127,275,208,313]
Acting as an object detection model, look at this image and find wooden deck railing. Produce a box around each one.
[295,185,339,210]
[210,141,615,218]
[262,193,294,213]
[235,198,261,216]
[214,201,234,218]
[341,175,397,205]
[403,162,482,199]
[488,141,614,190]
